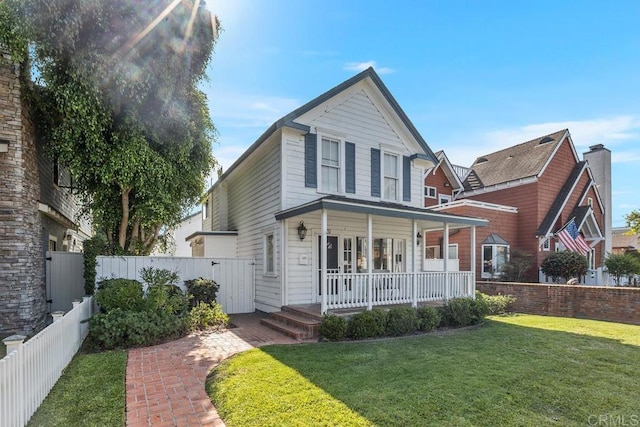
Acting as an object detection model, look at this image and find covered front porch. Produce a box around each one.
[275,196,488,314]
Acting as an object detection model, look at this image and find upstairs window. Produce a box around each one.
[439,194,452,205]
[383,153,399,200]
[321,137,341,193]
[203,198,210,219]
[424,186,436,199]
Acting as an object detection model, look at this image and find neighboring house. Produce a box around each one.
[0,53,91,335]
[193,68,488,315]
[423,130,609,283]
[152,211,202,257]
[612,227,640,255]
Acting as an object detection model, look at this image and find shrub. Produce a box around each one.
[417,306,441,331]
[541,251,588,283]
[185,277,220,308]
[88,309,186,349]
[94,278,144,312]
[386,307,419,337]
[318,314,347,341]
[441,297,488,327]
[500,249,534,282]
[475,291,516,315]
[186,302,229,331]
[82,234,108,295]
[145,284,189,316]
[346,309,388,340]
[141,267,180,288]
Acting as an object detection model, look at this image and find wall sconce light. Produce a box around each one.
[297,221,307,241]
[416,231,422,246]
[0,139,9,153]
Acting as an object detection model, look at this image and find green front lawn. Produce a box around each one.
[207,315,640,426]
[27,350,127,427]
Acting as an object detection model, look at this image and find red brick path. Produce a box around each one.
[125,313,304,426]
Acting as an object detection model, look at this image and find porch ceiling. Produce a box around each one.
[274,196,488,228]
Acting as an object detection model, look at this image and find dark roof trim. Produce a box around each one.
[208,67,436,193]
[185,230,238,241]
[535,161,588,236]
[409,153,432,162]
[274,196,488,227]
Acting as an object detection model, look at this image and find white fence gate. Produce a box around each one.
[45,251,85,313]
[95,256,255,314]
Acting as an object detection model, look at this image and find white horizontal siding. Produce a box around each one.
[283,86,428,211]
[285,211,419,305]
[226,137,282,311]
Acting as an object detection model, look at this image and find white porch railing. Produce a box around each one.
[0,296,93,427]
[325,271,474,310]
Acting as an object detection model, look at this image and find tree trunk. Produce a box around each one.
[118,187,131,249]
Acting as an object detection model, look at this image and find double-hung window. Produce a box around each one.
[321,137,341,193]
[383,153,399,200]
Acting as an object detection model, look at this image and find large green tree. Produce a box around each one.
[625,211,640,234]
[1,0,219,254]
[604,253,640,286]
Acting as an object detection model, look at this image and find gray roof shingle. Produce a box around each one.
[464,129,568,189]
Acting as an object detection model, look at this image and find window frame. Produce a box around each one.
[382,152,400,201]
[481,244,510,279]
[424,185,437,199]
[203,198,210,219]
[439,194,452,205]
[263,232,276,276]
[318,133,345,195]
[356,237,405,272]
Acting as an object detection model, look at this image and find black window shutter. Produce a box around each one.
[305,133,317,188]
[345,142,356,193]
[371,148,381,197]
[403,156,411,201]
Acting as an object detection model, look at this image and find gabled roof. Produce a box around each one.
[464,129,568,190]
[426,150,464,191]
[536,161,588,236]
[209,67,437,191]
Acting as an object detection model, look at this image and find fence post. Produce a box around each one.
[72,300,81,309]
[3,334,26,426]
[3,334,25,355]
[51,311,65,322]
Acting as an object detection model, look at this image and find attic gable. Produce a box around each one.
[464,129,569,189]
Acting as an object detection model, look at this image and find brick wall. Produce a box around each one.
[0,54,46,335]
[477,281,640,325]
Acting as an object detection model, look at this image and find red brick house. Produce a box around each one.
[423,130,608,283]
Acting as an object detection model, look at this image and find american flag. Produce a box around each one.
[556,218,590,256]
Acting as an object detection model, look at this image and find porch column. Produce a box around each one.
[321,209,328,314]
[367,214,373,310]
[470,225,476,298]
[412,219,418,308]
[443,222,450,300]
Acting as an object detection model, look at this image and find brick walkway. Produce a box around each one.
[125,313,304,427]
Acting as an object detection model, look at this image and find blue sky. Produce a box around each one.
[203,0,640,227]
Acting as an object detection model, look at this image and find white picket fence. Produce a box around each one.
[0,297,93,427]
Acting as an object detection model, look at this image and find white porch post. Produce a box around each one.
[470,225,476,298]
[321,209,328,314]
[367,214,373,310]
[443,222,450,300]
[412,220,418,308]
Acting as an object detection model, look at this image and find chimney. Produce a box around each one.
[583,144,612,256]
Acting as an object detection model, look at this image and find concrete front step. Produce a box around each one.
[260,309,321,340]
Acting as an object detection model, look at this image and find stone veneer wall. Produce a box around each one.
[0,53,46,335]
[477,281,640,325]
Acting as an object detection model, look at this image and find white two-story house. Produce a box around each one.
[191,68,487,316]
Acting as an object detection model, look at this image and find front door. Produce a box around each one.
[318,235,339,298]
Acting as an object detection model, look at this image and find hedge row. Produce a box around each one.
[319,292,515,341]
